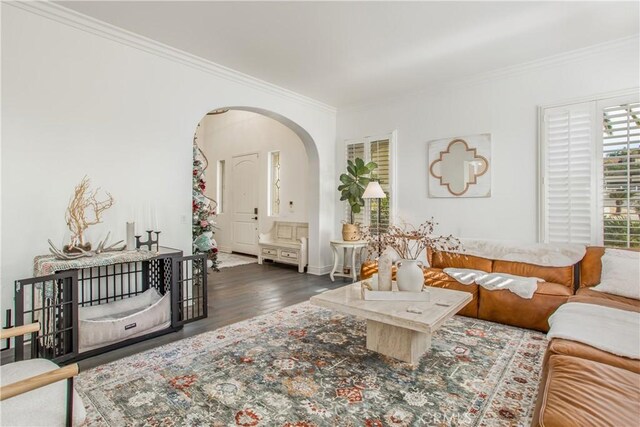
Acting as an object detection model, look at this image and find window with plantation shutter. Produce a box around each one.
[540,92,639,248]
[345,142,366,225]
[541,102,596,244]
[602,102,640,248]
[345,134,394,230]
[370,139,391,231]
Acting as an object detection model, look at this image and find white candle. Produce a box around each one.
[151,206,158,231]
[134,205,142,235]
[146,203,153,231]
[126,222,136,250]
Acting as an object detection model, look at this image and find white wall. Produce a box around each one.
[1,3,337,315]
[337,38,640,243]
[198,110,309,252]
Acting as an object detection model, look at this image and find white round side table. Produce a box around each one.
[329,240,368,282]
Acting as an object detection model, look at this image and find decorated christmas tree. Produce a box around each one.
[192,127,219,270]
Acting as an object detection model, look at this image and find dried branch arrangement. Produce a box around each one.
[361,218,461,260]
[48,177,125,259]
[65,176,114,251]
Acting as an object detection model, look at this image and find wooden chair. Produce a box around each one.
[0,322,85,426]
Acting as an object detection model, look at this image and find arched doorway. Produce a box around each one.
[191,107,321,271]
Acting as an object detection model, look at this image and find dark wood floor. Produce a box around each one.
[77,262,346,370]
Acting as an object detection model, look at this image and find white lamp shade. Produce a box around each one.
[362,181,387,199]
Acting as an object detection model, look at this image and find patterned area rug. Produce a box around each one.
[217,252,258,269]
[77,302,545,426]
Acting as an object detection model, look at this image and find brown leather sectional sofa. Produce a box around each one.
[362,248,576,332]
[362,245,640,426]
[531,247,640,427]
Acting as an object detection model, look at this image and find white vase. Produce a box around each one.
[396,259,424,292]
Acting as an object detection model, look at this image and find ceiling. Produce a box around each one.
[57,1,639,107]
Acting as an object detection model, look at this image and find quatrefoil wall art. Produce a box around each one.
[428,134,491,197]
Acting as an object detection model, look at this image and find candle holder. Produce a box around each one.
[135,230,161,251]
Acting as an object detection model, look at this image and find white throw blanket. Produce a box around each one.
[548,302,640,360]
[443,268,541,299]
[442,268,486,285]
[475,272,540,299]
[449,239,586,267]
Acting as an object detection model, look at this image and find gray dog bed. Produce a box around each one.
[78,288,171,353]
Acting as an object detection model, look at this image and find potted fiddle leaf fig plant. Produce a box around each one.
[338,157,377,241]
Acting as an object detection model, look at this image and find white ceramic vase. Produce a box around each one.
[396,259,424,292]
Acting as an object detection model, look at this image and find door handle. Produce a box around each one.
[252,216,258,220]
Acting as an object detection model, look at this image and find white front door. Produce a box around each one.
[231,153,259,255]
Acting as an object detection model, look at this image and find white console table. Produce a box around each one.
[329,240,368,282]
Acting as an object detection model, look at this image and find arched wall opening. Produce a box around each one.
[192,106,321,269]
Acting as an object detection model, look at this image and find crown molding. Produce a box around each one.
[538,87,640,110]
[6,1,337,114]
[340,34,639,113]
[455,34,639,87]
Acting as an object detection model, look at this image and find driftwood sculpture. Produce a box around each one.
[48,177,125,260]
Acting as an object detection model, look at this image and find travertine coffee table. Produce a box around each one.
[310,283,472,365]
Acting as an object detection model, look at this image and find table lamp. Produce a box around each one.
[363,180,387,256]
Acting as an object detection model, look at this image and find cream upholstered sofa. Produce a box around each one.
[258,221,308,273]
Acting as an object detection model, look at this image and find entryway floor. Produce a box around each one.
[77,262,346,370]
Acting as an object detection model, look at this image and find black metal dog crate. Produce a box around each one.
[12,248,207,364]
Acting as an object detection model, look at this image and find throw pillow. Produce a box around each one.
[593,249,640,300]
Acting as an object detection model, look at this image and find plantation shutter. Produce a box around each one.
[602,102,640,247]
[370,139,391,231]
[542,102,596,244]
[345,142,366,225]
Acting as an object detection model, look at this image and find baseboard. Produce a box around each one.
[218,246,232,254]
[307,264,361,276]
[307,264,333,275]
